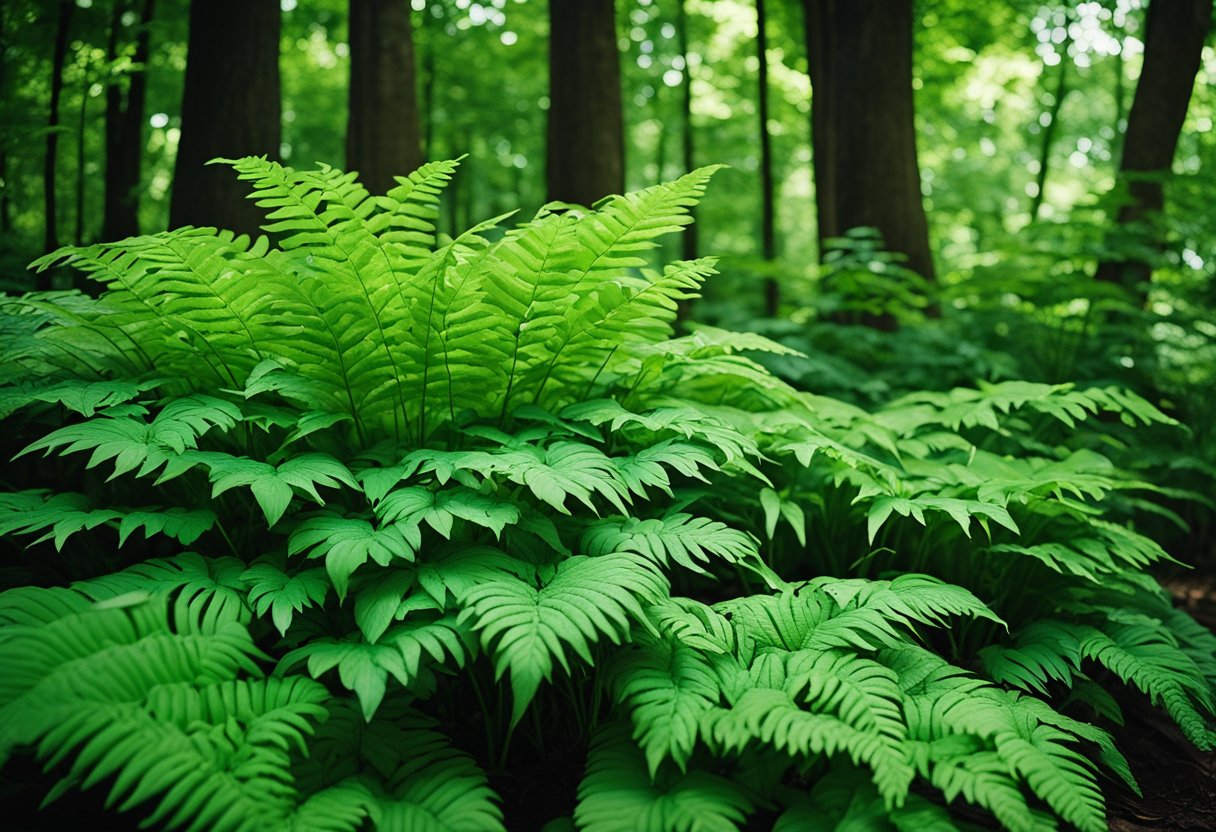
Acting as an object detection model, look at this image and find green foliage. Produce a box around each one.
[1,159,1213,831]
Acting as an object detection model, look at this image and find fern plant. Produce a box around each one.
[0,158,1213,832]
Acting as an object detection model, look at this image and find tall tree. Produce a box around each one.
[420,7,437,162]
[1094,0,1212,289]
[42,0,73,259]
[346,0,423,194]
[757,0,778,315]
[546,0,623,205]
[170,0,280,235]
[802,0,934,281]
[0,0,11,235]
[73,50,88,246]
[1029,27,1072,222]
[103,0,154,241]
[676,0,696,262]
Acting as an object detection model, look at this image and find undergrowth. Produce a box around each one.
[0,158,1213,831]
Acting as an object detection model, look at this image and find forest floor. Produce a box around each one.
[1106,574,1216,832]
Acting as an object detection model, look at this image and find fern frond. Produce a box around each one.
[207,452,358,527]
[582,513,757,574]
[715,589,906,653]
[458,552,669,725]
[19,394,241,483]
[378,159,460,266]
[610,630,722,775]
[575,722,752,832]
[288,511,418,599]
[0,376,161,418]
[700,685,914,804]
[810,573,1005,630]
[773,768,960,832]
[73,552,250,630]
[242,561,330,636]
[1079,622,1215,748]
[280,613,472,720]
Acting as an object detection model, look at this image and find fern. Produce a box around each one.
[458,552,669,725]
[2,157,1213,832]
[574,722,752,832]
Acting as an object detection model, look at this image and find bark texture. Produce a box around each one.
[757,0,778,315]
[546,0,624,205]
[42,0,74,258]
[803,0,935,281]
[103,0,154,241]
[346,0,423,194]
[170,0,280,235]
[1095,0,1211,288]
[677,0,697,262]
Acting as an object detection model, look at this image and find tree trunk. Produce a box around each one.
[1112,14,1127,164]
[0,151,8,234]
[1094,0,1211,289]
[74,69,88,246]
[103,0,153,241]
[420,9,437,162]
[42,0,74,264]
[802,0,934,282]
[0,0,10,234]
[1029,36,1071,222]
[170,0,280,235]
[757,0,778,315]
[546,0,623,205]
[677,0,696,262]
[346,0,423,194]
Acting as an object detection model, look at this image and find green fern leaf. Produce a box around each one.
[19,395,240,482]
[75,552,250,631]
[376,485,521,538]
[611,630,722,775]
[117,506,217,546]
[458,552,669,725]
[581,513,758,574]
[716,589,905,653]
[280,614,471,721]
[0,491,120,550]
[289,512,419,599]
[812,573,1006,631]
[700,686,913,804]
[575,722,752,832]
[0,377,161,418]
[242,562,330,636]
[208,452,357,527]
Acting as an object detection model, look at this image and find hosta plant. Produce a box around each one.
[0,158,1212,832]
